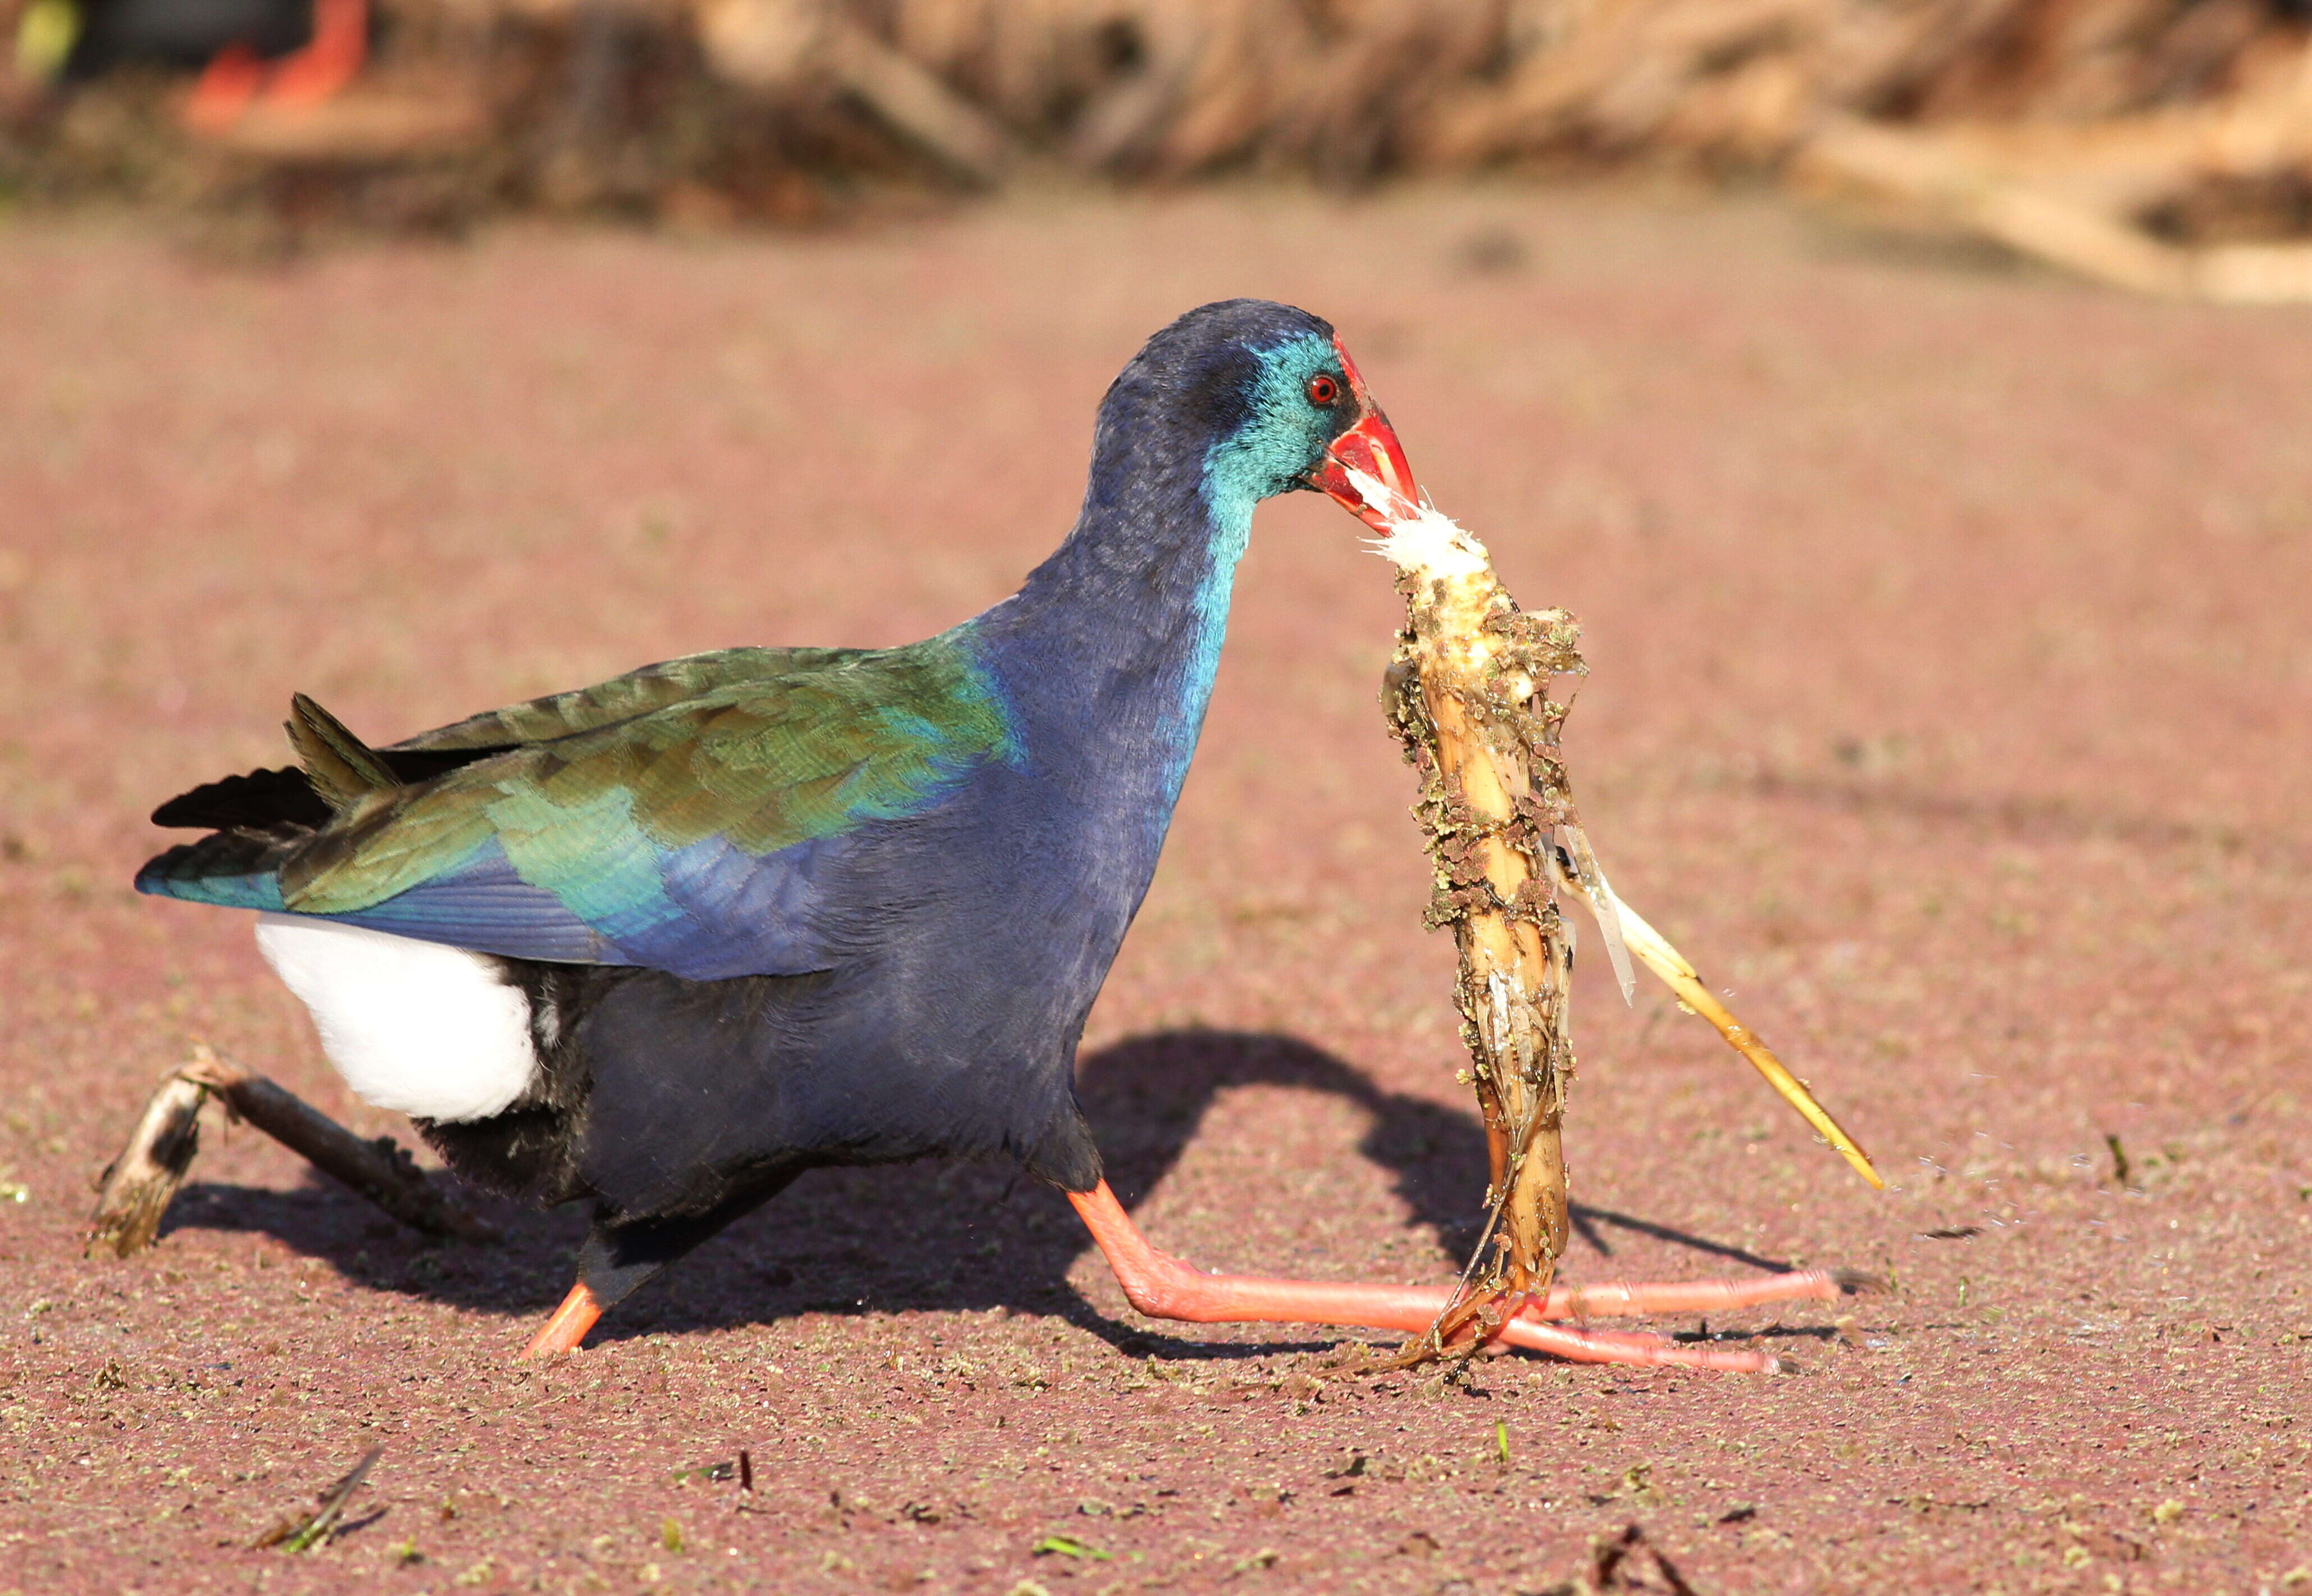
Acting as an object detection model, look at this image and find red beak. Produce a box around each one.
[1305,338,1421,533]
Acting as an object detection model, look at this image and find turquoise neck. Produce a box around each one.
[1158,448,1263,801]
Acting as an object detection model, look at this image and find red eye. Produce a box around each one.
[1306,374,1340,406]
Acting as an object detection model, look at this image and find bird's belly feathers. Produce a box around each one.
[254,914,539,1122]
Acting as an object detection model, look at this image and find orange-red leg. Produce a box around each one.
[262,0,368,106]
[512,1183,1850,1365]
[1069,1181,1844,1374]
[183,42,265,133]
[520,1281,604,1359]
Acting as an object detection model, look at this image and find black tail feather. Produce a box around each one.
[151,743,519,832]
[136,827,298,889]
[151,766,333,831]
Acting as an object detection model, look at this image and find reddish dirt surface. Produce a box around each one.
[2,188,2309,1594]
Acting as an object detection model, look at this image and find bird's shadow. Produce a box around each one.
[164,1029,1798,1354]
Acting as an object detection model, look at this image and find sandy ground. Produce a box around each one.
[1,185,2308,1594]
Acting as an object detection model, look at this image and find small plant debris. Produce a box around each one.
[1031,1533,1112,1560]
[252,1444,384,1552]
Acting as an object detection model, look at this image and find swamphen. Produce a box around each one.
[139,301,1837,1367]
[57,0,368,129]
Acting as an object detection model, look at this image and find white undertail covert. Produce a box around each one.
[254,915,539,1122]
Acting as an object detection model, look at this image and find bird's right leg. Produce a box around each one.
[261,0,369,106]
[521,1211,713,1359]
[1067,1181,1850,1372]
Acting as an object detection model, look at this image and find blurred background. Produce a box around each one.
[3,0,2312,291]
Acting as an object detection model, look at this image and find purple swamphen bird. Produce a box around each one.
[139,301,1830,1366]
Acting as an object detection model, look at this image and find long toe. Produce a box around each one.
[1535,1269,1850,1320]
[1072,1183,1795,1373]
[1495,1318,1782,1374]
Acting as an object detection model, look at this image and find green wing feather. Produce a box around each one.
[285,638,1020,919]
[390,646,852,752]
[140,635,1024,975]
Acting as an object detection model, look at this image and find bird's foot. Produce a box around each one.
[1405,1271,1865,1374]
[520,1281,604,1359]
[1071,1181,1858,1374]
[182,0,368,136]
[512,1186,1860,1367]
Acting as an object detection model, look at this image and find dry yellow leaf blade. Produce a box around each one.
[1596,891,1883,1190]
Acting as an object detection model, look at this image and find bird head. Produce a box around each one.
[1111,302,1420,526]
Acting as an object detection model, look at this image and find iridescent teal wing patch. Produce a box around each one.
[146,634,1020,979]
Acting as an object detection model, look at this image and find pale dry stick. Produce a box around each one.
[253,1443,386,1552]
[690,0,1017,183]
[87,1046,494,1258]
[180,1048,497,1240]
[86,1072,212,1259]
[1793,115,2312,306]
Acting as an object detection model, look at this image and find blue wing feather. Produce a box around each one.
[138,631,1013,978]
[143,830,846,977]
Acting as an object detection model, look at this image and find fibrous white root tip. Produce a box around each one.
[1346,466,1491,581]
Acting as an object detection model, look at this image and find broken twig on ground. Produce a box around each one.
[87,1045,494,1257]
[179,1047,496,1242]
[85,1072,212,1259]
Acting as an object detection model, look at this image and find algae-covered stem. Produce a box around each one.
[1373,493,1587,1352]
[1337,457,1881,1359]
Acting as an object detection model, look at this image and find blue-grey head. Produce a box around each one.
[1084,299,1421,535]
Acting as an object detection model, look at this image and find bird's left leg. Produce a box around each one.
[522,1177,797,1358]
[1067,1182,1849,1373]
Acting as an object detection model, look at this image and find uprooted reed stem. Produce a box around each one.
[1373,489,1595,1356]
[1359,470,1878,1363]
